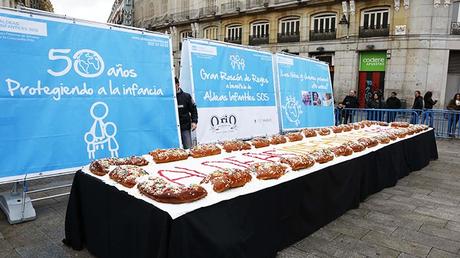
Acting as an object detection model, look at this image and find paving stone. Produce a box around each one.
[5,226,51,249]
[398,253,419,258]
[15,242,68,258]
[427,248,459,258]
[389,210,447,228]
[0,249,21,258]
[429,190,460,203]
[415,207,460,223]
[381,188,413,198]
[367,198,417,212]
[366,191,393,200]
[333,234,401,257]
[365,211,423,231]
[346,207,371,218]
[412,193,460,207]
[277,246,317,258]
[388,195,438,210]
[337,214,398,235]
[392,227,460,253]
[310,227,341,241]
[446,221,460,233]
[323,220,370,239]
[61,244,95,258]
[295,235,365,258]
[419,224,460,242]
[361,230,431,257]
[0,239,13,252]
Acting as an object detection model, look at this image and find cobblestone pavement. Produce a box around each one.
[0,139,458,258]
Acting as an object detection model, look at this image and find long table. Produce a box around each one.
[64,129,438,258]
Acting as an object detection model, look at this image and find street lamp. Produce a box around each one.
[340,0,354,38]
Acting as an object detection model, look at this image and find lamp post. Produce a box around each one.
[339,0,354,39]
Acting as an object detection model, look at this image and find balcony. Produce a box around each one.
[359,25,390,38]
[451,22,460,35]
[221,1,242,13]
[224,37,242,44]
[274,0,298,4]
[246,0,268,9]
[309,30,336,41]
[277,32,300,43]
[249,35,269,45]
[200,5,218,16]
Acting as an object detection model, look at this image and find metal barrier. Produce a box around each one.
[419,109,460,138]
[335,108,460,138]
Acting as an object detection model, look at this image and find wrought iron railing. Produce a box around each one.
[309,30,336,41]
[200,5,218,16]
[451,22,460,35]
[359,25,390,38]
[221,1,242,13]
[224,37,242,44]
[246,0,268,9]
[277,32,300,43]
[249,35,269,45]
[274,0,299,4]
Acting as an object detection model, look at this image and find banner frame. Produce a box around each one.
[0,7,181,182]
[275,52,335,132]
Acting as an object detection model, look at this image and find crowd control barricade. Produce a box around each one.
[335,108,460,138]
[420,109,460,138]
[335,108,420,125]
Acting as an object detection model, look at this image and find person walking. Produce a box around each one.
[447,93,460,137]
[411,90,423,124]
[175,77,198,149]
[421,91,437,127]
[338,90,359,124]
[367,92,384,121]
[385,91,401,122]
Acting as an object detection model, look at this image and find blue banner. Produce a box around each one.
[181,39,280,144]
[0,9,180,179]
[189,40,276,108]
[276,53,335,130]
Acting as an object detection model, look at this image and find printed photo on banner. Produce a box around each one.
[301,91,312,106]
[312,92,322,106]
[321,93,333,107]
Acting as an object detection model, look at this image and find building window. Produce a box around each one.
[359,8,390,37]
[312,13,336,33]
[179,30,193,49]
[279,17,299,35]
[361,8,389,29]
[203,26,218,40]
[249,21,270,45]
[278,17,300,43]
[225,24,242,44]
[310,13,336,41]
[451,1,460,34]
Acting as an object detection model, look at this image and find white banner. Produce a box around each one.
[180,39,279,143]
[196,106,280,143]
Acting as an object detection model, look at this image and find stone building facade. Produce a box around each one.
[1,0,53,12]
[108,0,460,108]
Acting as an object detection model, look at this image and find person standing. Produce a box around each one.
[367,92,384,121]
[411,90,423,124]
[339,90,359,124]
[447,93,460,137]
[175,77,198,149]
[385,91,401,122]
[421,91,437,127]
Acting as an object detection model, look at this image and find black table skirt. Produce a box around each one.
[64,130,438,258]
